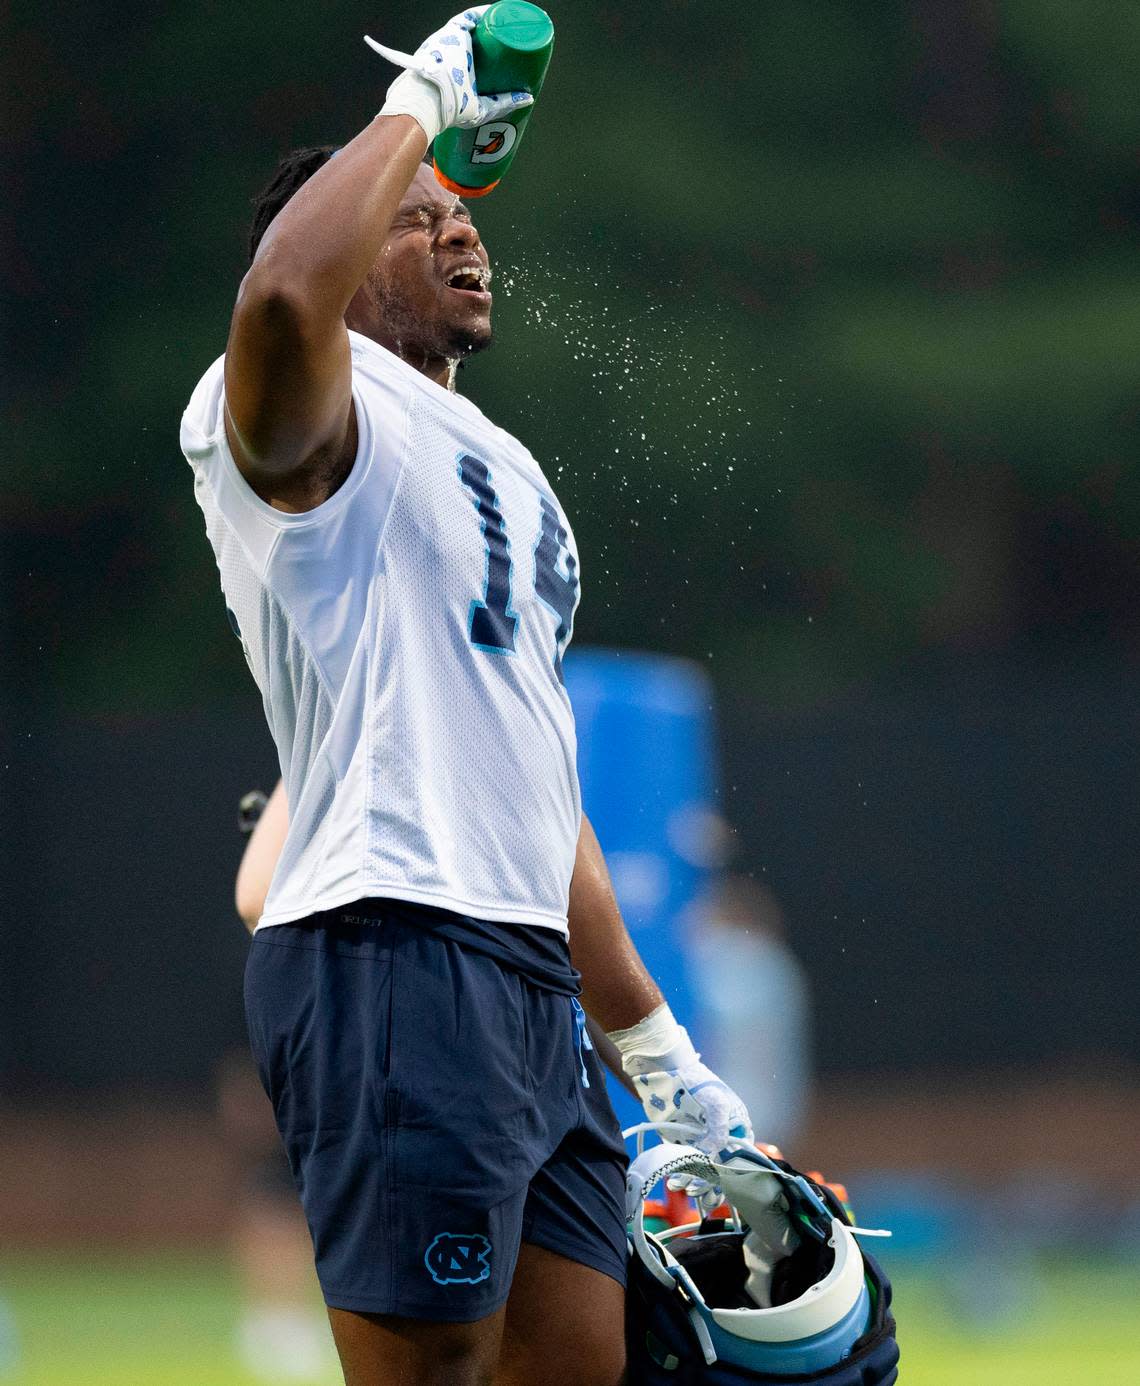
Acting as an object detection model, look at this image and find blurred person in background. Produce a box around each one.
[217,1051,336,1384]
[690,875,811,1154]
[219,782,336,1384]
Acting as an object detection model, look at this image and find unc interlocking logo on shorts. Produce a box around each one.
[424,1232,492,1286]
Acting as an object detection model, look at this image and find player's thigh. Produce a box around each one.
[328,1303,506,1386]
[496,1242,626,1386]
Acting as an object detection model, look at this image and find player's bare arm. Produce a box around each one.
[570,815,754,1160]
[569,815,663,1031]
[224,115,428,510]
[222,18,529,517]
[235,779,288,931]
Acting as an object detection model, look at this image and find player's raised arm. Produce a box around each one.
[223,115,427,502]
[223,8,531,509]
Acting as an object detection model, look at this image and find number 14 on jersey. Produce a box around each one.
[458,454,577,682]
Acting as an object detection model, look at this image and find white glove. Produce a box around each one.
[609,1005,754,1206]
[366,7,533,143]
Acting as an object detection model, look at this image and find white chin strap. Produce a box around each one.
[626,1142,884,1349]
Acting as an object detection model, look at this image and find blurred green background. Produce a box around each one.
[4,1256,1140,1385]
[3,1,1139,1381]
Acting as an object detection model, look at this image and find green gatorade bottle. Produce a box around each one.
[432,1,554,199]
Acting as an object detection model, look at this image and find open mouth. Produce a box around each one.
[444,265,492,299]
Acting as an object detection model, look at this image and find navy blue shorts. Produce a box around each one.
[243,900,628,1321]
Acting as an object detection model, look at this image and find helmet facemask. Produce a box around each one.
[625,1142,899,1383]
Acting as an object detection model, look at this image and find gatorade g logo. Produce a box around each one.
[472,121,517,164]
[424,1232,492,1285]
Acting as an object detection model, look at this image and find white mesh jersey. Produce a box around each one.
[181,331,582,934]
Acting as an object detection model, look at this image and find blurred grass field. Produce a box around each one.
[2,1255,1139,1385]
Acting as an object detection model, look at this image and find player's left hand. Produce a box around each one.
[626,1033,754,1205]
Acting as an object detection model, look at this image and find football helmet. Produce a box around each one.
[625,1141,899,1384]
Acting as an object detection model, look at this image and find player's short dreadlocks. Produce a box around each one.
[248,145,340,262]
[247,143,437,263]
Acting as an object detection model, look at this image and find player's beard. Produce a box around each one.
[375,276,493,368]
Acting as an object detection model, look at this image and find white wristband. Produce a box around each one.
[379,69,445,144]
[606,1003,699,1077]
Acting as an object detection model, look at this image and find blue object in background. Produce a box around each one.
[564,649,720,1134]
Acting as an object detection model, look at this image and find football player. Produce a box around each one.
[182,11,751,1384]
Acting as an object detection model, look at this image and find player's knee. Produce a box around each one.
[329,1305,501,1386]
[498,1334,625,1386]
[578,1338,626,1386]
[571,1355,626,1386]
[564,1318,626,1386]
[510,1358,625,1386]
[427,1316,497,1365]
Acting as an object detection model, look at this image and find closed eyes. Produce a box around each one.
[401,201,472,228]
